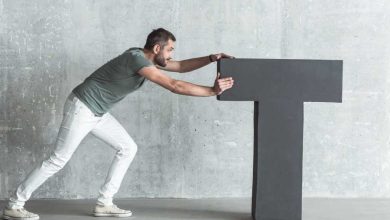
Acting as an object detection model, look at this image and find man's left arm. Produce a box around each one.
[157,53,234,73]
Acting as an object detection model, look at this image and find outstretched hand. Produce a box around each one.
[213,72,234,95]
[211,53,235,62]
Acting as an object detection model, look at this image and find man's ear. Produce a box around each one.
[153,44,161,54]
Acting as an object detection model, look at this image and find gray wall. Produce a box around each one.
[0,0,389,200]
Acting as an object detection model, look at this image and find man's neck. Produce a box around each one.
[142,48,156,64]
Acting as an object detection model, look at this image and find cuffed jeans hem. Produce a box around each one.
[96,196,114,206]
[7,200,25,209]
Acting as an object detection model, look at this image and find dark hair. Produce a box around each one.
[144,28,176,50]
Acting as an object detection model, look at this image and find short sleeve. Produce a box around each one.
[127,49,154,74]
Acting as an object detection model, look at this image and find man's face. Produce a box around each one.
[155,39,174,67]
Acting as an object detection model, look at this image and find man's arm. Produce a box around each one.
[179,56,212,73]
[157,53,234,73]
[138,66,234,97]
[156,60,182,72]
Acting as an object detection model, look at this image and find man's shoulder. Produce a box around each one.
[121,47,154,70]
[123,47,144,57]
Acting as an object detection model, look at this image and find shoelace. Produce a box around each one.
[17,208,34,216]
[16,208,31,215]
[111,205,128,213]
[111,205,122,211]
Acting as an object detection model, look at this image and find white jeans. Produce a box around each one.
[8,93,138,209]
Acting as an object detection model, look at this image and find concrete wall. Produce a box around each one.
[0,0,389,200]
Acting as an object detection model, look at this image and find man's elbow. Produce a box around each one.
[169,79,181,94]
[178,66,187,73]
[178,62,187,73]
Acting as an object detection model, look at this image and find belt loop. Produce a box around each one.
[70,92,78,103]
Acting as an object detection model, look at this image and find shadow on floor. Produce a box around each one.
[1,198,253,220]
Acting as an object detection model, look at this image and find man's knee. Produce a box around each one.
[42,154,68,171]
[118,143,137,158]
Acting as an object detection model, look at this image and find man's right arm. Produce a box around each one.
[138,66,234,97]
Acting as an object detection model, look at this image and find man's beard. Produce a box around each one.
[155,52,167,67]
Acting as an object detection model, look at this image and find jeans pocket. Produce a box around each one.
[75,99,96,117]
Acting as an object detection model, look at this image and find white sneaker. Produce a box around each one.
[2,207,39,220]
[93,204,132,217]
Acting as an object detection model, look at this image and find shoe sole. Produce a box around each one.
[2,215,39,220]
[93,212,132,218]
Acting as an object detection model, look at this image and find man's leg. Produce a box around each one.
[7,94,99,209]
[90,113,138,207]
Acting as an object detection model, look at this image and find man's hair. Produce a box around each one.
[144,28,176,50]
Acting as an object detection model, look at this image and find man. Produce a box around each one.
[2,28,234,219]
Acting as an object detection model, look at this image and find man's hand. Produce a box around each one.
[213,72,234,95]
[210,53,235,62]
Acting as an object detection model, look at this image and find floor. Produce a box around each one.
[1,198,390,220]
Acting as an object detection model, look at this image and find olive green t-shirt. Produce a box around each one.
[72,47,153,116]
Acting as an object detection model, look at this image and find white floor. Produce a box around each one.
[1,198,390,220]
